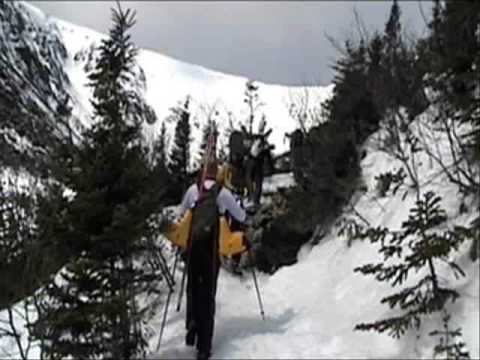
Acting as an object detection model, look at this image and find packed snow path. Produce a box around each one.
[150,235,479,359]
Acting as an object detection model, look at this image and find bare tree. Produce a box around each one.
[286,86,328,136]
[372,108,421,198]
[243,80,265,135]
[0,292,46,360]
[0,172,45,359]
[414,103,480,196]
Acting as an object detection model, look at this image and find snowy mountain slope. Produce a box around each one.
[51,13,333,162]
[149,116,479,359]
[0,1,75,178]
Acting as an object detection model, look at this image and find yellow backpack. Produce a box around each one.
[166,210,247,257]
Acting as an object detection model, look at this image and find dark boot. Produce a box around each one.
[231,254,243,276]
[185,323,196,346]
[197,349,211,360]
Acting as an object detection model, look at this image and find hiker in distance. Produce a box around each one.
[178,158,249,360]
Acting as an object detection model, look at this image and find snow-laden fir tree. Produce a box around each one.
[354,191,471,338]
[151,121,169,171]
[32,4,169,359]
[167,96,191,195]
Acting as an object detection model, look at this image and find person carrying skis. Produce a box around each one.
[178,157,248,360]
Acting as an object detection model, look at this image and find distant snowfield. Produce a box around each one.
[54,17,333,163]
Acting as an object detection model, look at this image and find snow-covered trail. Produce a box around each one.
[149,267,292,360]
[152,230,478,360]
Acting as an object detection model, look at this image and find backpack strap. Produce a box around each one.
[194,182,223,210]
[211,183,222,199]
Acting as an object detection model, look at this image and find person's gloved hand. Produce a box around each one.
[244,227,256,247]
[244,214,254,227]
[242,233,252,250]
[178,248,188,263]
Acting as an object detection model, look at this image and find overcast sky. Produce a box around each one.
[29,1,432,86]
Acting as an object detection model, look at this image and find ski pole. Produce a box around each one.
[156,250,180,352]
[249,250,265,320]
[176,197,199,313]
[176,252,188,312]
[157,249,175,289]
[171,248,180,281]
[156,287,173,351]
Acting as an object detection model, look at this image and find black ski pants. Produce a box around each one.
[186,233,221,354]
[245,155,264,205]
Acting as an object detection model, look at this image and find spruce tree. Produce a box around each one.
[384,0,401,53]
[354,191,469,339]
[325,39,376,142]
[152,121,168,171]
[168,97,191,194]
[383,0,404,109]
[427,1,480,170]
[33,4,169,359]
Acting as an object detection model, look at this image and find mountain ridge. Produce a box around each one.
[32,1,334,160]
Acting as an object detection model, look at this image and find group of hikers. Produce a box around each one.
[222,118,275,211]
[163,121,274,360]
